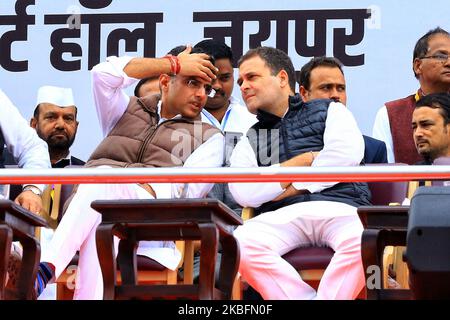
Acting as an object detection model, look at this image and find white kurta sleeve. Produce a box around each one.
[372,105,395,163]
[228,136,284,208]
[91,56,138,137]
[292,102,365,193]
[0,89,51,191]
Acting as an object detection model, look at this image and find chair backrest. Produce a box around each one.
[366,163,409,205]
[41,165,83,229]
[4,165,22,201]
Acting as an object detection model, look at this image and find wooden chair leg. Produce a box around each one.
[0,225,13,300]
[393,246,409,289]
[17,236,40,299]
[56,282,74,300]
[183,241,195,285]
[383,246,395,288]
[167,270,178,285]
[231,274,243,300]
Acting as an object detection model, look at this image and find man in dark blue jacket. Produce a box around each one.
[230,47,370,300]
[413,93,450,164]
[298,56,387,164]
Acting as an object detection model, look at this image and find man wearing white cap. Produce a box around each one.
[31,86,84,168]
[27,86,84,300]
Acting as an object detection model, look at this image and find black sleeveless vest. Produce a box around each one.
[247,94,371,215]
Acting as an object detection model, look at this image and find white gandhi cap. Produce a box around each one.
[36,85,75,107]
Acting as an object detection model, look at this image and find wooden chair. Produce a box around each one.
[49,183,194,299]
[0,200,48,300]
[367,177,411,291]
[55,241,188,300]
[92,198,242,300]
[357,205,411,299]
[373,160,450,295]
[364,158,450,299]
[232,173,410,300]
[359,159,450,300]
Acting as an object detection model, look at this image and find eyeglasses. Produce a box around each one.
[419,53,449,63]
[185,79,214,96]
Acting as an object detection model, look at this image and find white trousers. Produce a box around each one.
[41,183,181,300]
[234,201,365,300]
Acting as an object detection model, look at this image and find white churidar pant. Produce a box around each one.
[41,182,181,300]
[234,200,365,300]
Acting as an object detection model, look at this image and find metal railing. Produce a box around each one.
[0,165,449,184]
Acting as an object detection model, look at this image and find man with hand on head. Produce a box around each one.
[29,46,224,300]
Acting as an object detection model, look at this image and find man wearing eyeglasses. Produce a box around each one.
[26,47,224,299]
[373,27,450,164]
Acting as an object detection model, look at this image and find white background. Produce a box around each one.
[1,0,449,161]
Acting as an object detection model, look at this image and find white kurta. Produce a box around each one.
[372,105,395,163]
[42,56,224,299]
[229,102,366,300]
[0,89,51,192]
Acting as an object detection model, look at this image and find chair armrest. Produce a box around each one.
[357,205,409,230]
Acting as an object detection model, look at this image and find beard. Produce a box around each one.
[46,133,75,151]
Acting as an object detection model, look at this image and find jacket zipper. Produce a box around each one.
[280,118,292,160]
[135,118,192,163]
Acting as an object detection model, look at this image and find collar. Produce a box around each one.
[201,100,234,131]
[157,100,183,124]
[255,94,302,126]
[415,88,450,102]
[415,89,425,102]
[53,153,72,168]
[255,109,282,127]
[157,100,202,124]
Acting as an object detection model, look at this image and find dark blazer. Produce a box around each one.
[363,135,388,164]
[52,156,85,168]
[2,149,85,167]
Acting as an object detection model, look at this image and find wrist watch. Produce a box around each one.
[23,185,42,196]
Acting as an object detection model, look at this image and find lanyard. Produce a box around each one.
[202,107,232,132]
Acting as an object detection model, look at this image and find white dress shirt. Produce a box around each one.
[229,101,364,208]
[0,89,51,192]
[91,55,224,199]
[201,96,257,135]
[372,105,395,163]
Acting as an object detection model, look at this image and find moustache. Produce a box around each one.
[49,130,68,139]
[416,139,428,145]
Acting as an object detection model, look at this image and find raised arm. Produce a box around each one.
[91,46,218,137]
